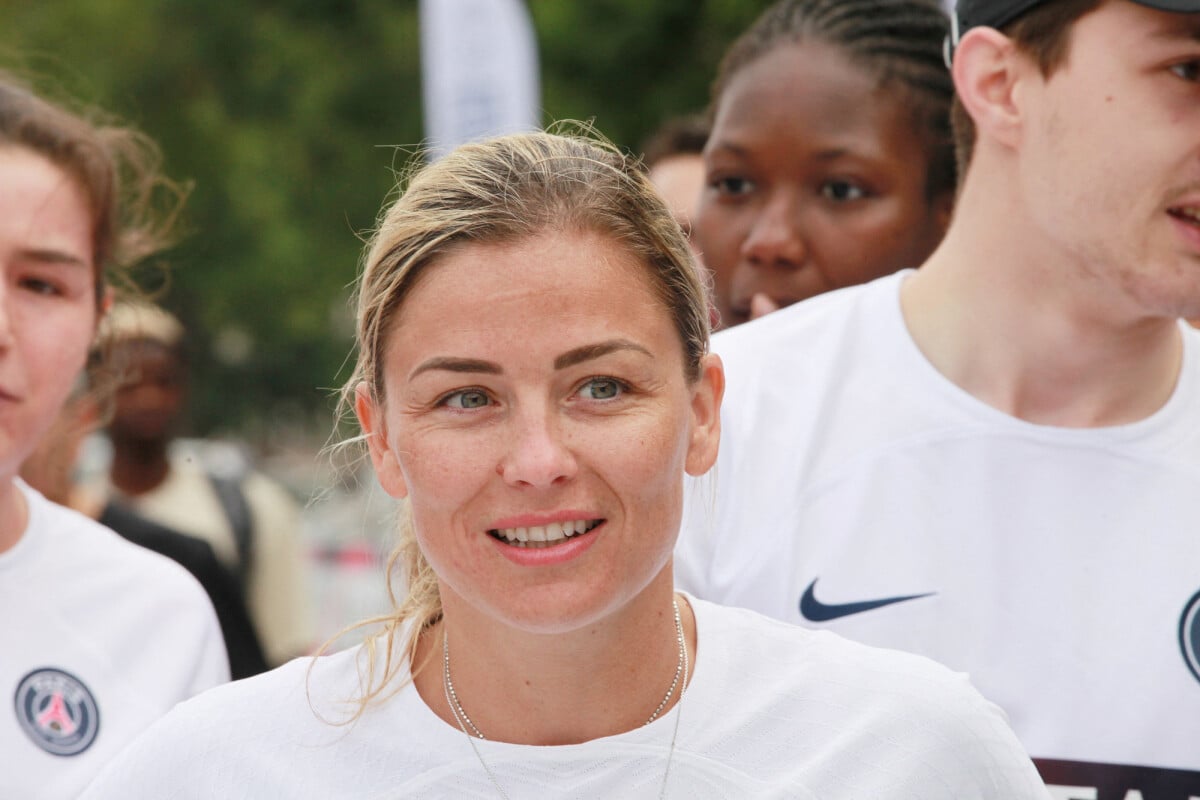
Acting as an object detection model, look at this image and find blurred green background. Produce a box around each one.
[1,0,767,447]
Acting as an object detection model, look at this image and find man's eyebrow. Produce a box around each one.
[554,339,652,370]
[409,357,502,380]
[1151,18,1200,42]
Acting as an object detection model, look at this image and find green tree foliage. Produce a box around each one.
[2,0,765,442]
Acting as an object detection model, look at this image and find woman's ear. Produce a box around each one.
[685,353,724,477]
[355,382,408,499]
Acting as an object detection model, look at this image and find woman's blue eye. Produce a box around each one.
[443,390,490,409]
[821,181,867,202]
[579,378,622,400]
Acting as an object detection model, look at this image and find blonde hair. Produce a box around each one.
[335,125,711,716]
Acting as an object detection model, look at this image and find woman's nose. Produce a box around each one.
[496,407,578,489]
[740,192,806,270]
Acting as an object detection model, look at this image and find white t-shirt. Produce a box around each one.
[675,271,1200,795]
[81,596,1048,799]
[1,481,229,800]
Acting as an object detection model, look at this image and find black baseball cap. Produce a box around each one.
[945,0,1200,65]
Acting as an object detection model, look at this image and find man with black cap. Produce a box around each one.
[676,0,1200,794]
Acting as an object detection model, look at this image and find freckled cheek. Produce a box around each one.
[404,457,497,579]
[396,432,497,513]
[607,422,689,499]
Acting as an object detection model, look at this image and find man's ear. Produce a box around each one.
[355,382,408,499]
[953,26,1028,152]
[685,353,724,477]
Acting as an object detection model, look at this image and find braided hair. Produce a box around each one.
[712,0,955,200]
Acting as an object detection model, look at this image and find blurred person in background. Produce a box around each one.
[641,114,708,255]
[696,0,955,327]
[83,129,1048,800]
[0,71,228,799]
[21,356,267,680]
[641,114,716,328]
[94,301,314,667]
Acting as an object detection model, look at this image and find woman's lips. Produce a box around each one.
[488,518,603,548]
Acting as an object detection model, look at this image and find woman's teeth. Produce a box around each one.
[489,519,601,548]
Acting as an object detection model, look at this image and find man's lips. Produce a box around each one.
[1168,204,1200,228]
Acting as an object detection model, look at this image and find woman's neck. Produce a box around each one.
[413,576,696,746]
[0,478,30,554]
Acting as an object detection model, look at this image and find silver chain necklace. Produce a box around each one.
[442,599,689,799]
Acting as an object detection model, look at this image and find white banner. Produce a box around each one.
[419,0,541,160]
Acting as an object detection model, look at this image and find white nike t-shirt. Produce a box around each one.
[676,271,1200,794]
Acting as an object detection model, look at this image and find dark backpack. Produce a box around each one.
[207,470,254,586]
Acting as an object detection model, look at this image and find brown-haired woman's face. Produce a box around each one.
[0,147,98,476]
[697,42,951,328]
[356,229,722,635]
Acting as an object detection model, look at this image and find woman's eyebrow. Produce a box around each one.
[554,339,652,370]
[17,247,90,268]
[409,339,651,380]
[410,357,502,380]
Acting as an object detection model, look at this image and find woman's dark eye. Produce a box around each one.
[713,176,755,196]
[820,181,867,202]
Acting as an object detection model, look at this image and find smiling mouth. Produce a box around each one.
[488,519,603,549]
[1169,205,1200,228]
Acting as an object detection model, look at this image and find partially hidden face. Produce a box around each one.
[358,230,722,634]
[109,340,186,444]
[1012,2,1200,320]
[0,147,98,478]
[648,154,707,250]
[697,41,950,328]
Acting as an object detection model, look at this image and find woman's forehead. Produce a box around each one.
[379,232,679,370]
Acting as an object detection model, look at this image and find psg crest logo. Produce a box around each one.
[1181,590,1200,687]
[13,668,100,756]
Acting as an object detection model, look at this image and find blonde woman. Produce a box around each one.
[84,130,1048,799]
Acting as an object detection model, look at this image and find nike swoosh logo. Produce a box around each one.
[799,578,935,622]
